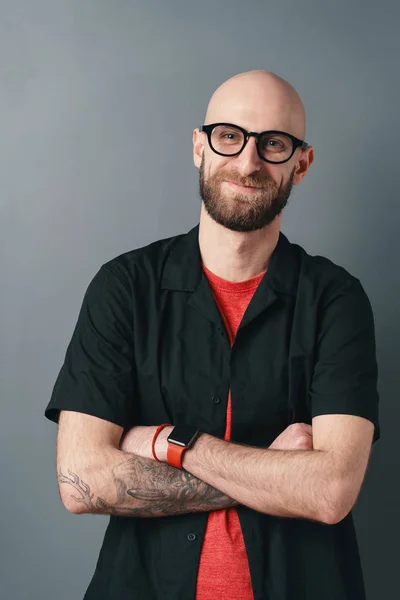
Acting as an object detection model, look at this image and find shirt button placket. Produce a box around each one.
[212,396,221,404]
[187,533,197,542]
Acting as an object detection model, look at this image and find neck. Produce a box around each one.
[198,204,281,282]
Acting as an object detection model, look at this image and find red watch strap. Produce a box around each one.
[167,442,186,469]
[152,424,171,462]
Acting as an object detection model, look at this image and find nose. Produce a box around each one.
[235,135,263,176]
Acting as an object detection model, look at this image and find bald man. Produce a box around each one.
[46,71,380,600]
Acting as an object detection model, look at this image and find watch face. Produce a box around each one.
[167,424,199,447]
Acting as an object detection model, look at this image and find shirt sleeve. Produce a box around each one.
[310,277,380,443]
[44,264,136,428]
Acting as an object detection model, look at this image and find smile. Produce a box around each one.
[225,181,262,192]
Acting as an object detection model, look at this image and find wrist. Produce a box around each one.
[121,425,157,459]
[154,425,174,462]
[181,431,206,469]
[165,424,202,469]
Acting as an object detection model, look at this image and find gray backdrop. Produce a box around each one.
[1,1,398,598]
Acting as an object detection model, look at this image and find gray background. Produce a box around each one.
[1,1,398,598]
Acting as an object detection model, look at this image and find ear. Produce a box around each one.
[292,146,315,185]
[193,128,205,169]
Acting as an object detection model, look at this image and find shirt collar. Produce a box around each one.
[161,223,300,298]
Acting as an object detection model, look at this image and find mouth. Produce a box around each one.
[225,181,262,192]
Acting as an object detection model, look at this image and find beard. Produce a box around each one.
[199,155,295,232]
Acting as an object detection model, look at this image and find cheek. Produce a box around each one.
[269,166,289,187]
[206,157,231,181]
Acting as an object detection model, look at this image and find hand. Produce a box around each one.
[269,422,313,451]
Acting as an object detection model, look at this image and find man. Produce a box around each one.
[45,70,380,600]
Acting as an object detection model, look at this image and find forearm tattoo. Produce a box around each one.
[58,456,237,517]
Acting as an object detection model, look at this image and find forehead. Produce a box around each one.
[206,83,301,137]
[210,104,297,136]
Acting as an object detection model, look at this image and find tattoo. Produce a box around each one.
[58,456,237,517]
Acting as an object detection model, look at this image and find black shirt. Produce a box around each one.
[45,224,380,600]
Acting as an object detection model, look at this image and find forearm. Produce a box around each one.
[58,446,238,518]
[182,434,340,523]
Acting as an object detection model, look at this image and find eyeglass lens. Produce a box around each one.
[210,124,294,163]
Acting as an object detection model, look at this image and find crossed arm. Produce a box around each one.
[57,410,373,524]
[57,412,238,518]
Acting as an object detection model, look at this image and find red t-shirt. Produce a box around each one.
[195,263,267,600]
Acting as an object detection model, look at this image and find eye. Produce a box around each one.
[264,138,285,151]
[212,126,244,148]
[267,139,282,148]
[217,129,241,141]
[260,134,291,154]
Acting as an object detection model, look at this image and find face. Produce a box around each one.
[198,150,296,233]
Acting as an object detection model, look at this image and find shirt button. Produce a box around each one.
[212,396,221,404]
[187,533,197,542]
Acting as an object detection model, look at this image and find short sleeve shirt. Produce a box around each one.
[45,224,380,600]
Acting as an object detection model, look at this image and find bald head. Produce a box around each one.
[204,70,306,140]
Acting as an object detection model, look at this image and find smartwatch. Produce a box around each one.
[167,424,200,469]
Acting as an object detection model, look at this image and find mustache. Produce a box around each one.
[216,171,277,189]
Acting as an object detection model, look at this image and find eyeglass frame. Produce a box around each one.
[200,122,309,165]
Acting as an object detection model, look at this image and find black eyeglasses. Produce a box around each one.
[201,122,308,165]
